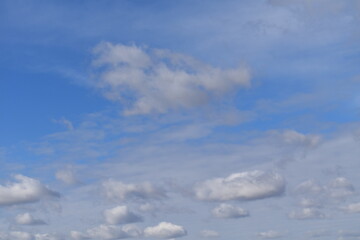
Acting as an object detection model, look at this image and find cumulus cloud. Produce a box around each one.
[257,230,283,239]
[102,180,166,201]
[211,203,249,219]
[200,230,219,238]
[288,208,325,220]
[34,233,62,240]
[104,205,142,225]
[144,222,187,239]
[0,175,59,206]
[7,231,33,240]
[91,42,251,115]
[55,169,78,185]
[15,212,46,225]
[194,170,285,201]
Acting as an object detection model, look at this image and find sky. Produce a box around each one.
[1,0,360,239]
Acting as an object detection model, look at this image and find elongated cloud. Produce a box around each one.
[102,180,166,201]
[144,222,187,239]
[0,175,59,206]
[194,171,285,201]
[104,205,142,225]
[91,42,251,115]
[211,203,249,219]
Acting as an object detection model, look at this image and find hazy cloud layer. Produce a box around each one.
[15,213,46,225]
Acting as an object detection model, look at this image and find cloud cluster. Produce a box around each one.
[200,230,219,238]
[211,203,249,219]
[288,208,325,220]
[144,222,187,239]
[71,224,141,240]
[104,206,142,225]
[15,213,46,225]
[102,180,166,201]
[0,175,59,206]
[91,42,251,115]
[0,232,61,240]
[194,171,285,201]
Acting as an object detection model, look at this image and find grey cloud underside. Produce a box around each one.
[91,42,251,115]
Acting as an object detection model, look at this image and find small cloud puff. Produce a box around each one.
[55,169,78,185]
[341,202,360,213]
[0,175,59,206]
[71,224,142,240]
[211,203,249,219]
[200,230,219,238]
[102,180,166,201]
[194,170,285,201]
[257,230,283,239]
[104,205,143,225]
[15,212,46,225]
[144,222,187,239]
[288,208,326,220]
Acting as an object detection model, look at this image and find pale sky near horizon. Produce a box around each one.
[1,1,360,240]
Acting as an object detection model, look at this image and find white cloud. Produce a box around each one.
[91,42,251,115]
[104,205,142,225]
[69,231,89,240]
[0,175,59,206]
[341,202,360,213]
[200,230,219,238]
[55,169,78,185]
[102,180,166,201]
[15,212,46,225]
[288,208,325,220]
[211,203,249,219]
[257,230,283,239]
[194,170,285,201]
[144,222,187,239]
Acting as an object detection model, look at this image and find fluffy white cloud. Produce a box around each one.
[91,42,251,115]
[144,222,187,239]
[200,230,219,238]
[104,205,142,225]
[102,180,166,201]
[257,230,283,239]
[0,175,59,206]
[288,208,325,220]
[211,203,249,219]
[194,171,285,201]
[15,212,46,225]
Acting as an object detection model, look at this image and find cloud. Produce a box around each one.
[144,222,187,239]
[257,230,283,239]
[15,212,46,225]
[288,208,325,220]
[194,170,285,201]
[55,169,78,185]
[211,203,249,219]
[104,205,142,225]
[85,224,130,240]
[200,230,219,238]
[91,42,251,115]
[341,202,360,213]
[6,231,33,240]
[102,180,166,201]
[34,234,62,240]
[0,175,59,206]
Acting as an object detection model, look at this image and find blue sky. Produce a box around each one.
[1,0,360,239]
